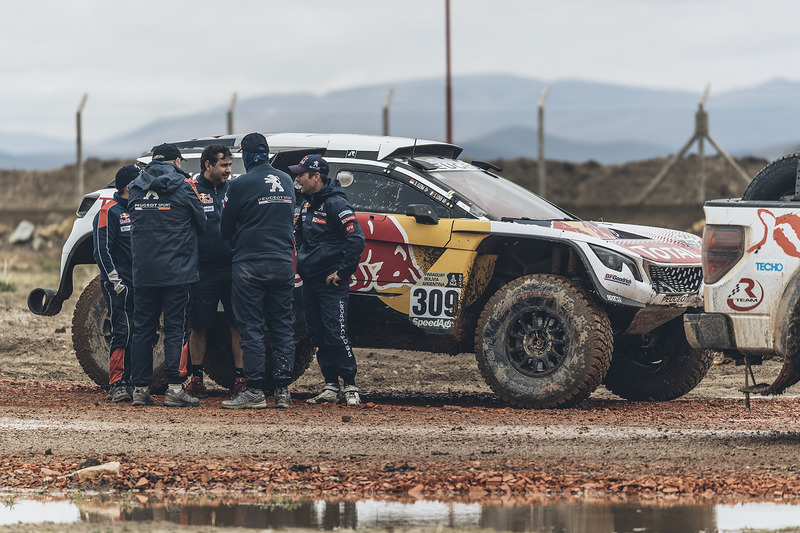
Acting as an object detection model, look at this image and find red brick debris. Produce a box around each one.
[1,453,799,500]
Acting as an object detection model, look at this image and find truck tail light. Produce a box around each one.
[702,225,744,284]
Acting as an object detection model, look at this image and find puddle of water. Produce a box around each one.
[0,494,798,532]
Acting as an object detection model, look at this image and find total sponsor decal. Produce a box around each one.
[755,261,784,272]
[604,273,632,286]
[615,241,700,263]
[726,278,764,312]
[749,209,800,258]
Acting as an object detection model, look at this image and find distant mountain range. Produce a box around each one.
[5,75,800,169]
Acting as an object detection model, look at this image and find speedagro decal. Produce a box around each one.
[726,278,764,312]
[749,209,800,257]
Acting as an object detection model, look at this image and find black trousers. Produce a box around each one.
[231,260,295,390]
[302,277,357,384]
[130,284,190,386]
[101,280,133,385]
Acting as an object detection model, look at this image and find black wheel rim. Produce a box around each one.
[505,308,567,377]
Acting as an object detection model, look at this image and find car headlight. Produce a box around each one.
[589,244,642,281]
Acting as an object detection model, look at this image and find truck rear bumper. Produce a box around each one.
[683,313,737,351]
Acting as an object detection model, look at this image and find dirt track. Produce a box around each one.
[3,270,800,501]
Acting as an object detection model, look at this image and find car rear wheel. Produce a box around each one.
[475,274,613,408]
[203,316,315,394]
[73,276,168,394]
[603,316,713,401]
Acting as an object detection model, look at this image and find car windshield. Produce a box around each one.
[426,164,573,220]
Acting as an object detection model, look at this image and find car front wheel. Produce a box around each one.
[475,274,613,408]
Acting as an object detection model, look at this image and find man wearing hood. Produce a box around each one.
[128,143,206,407]
[219,132,296,410]
[291,155,365,406]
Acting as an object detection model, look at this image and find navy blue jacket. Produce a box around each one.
[220,161,295,264]
[194,173,233,273]
[92,192,133,287]
[295,179,365,281]
[128,160,206,287]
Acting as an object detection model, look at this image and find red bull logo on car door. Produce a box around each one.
[350,214,424,293]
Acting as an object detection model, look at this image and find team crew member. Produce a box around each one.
[291,155,365,406]
[128,143,206,407]
[220,132,296,409]
[185,145,245,399]
[92,164,139,403]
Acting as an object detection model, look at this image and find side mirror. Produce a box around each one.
[405,204,439,225]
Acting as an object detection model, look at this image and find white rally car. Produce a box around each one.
[30,133,710,408]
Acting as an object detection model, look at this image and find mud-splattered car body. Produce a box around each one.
[29,133,710,407]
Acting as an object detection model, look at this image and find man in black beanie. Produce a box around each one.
[220,132,296,409]
[92,164,139,403]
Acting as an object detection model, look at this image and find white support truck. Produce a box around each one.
[684,152,800,394]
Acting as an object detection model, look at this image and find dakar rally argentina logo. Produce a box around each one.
[748,208,800,257]
[264,175,284,192]
[726,277,764,312]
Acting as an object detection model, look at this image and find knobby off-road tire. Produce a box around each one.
[204,315,315,394]
[603,316,713,401]
[475,274,613,408]
[741,152,800,201]
[72,276,168,393]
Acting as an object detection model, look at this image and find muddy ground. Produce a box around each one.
[2,247,800,511]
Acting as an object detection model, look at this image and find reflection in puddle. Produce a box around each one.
[1,494,799,532]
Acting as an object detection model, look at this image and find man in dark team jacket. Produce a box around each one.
[220,132,296,410]
[128,143,206,408]
[92,164,139,403]
[292,155,365,406]
[185,145,245,400]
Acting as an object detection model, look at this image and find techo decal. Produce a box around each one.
[755,262,784,272]
[726,278,764,312]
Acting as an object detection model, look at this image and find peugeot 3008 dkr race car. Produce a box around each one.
[29,133,710,408]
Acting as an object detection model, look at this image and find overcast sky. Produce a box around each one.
[3,0,799,143]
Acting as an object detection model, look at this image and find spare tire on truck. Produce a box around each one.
[741,152,799,201]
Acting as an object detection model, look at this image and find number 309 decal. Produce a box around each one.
[410,287,460,319]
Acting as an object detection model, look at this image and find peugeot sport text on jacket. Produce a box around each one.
[128,160,206,287]
[219,160,295,263]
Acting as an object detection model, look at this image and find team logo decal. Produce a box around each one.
[748,209,800,257]
[199,193,213,204]
[726,278,764,312]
